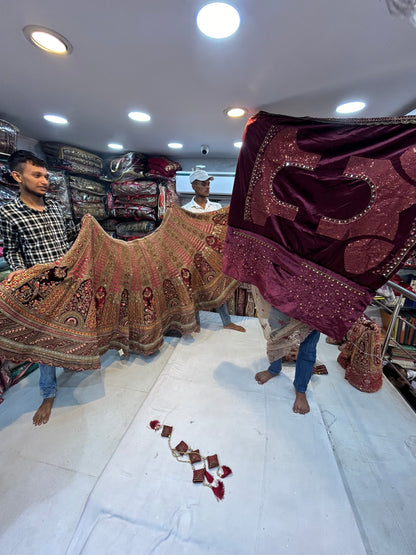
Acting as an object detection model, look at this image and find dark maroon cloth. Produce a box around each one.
[223,112,416,340]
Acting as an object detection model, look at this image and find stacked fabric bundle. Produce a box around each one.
[104,152,181,240]
[102,151,147,182]
[47,170,73,220]
[68,175,107,221]
[146,156,181,220]
[147,156,181,179]
[41,142,103,177]
[0,119,19,156]
[39,142,109,225]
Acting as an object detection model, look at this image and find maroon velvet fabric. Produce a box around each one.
[223,112,416,340]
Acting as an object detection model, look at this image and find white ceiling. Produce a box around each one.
[1,0,416,160]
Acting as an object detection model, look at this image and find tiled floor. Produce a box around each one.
[0,312,415,554]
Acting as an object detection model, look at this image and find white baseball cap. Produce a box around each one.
[189,169,214,184]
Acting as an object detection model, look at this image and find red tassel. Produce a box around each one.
[212,480,225,501]
[149,420,160,430]
[219,465,232,478]
[205,470,214,484]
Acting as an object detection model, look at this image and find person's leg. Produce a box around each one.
[33,364,57,426]
[255,357,282,384]
[216,303,246,332]
[293,330,320,414]
[195,311,201,333]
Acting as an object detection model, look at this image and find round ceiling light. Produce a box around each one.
[336,101,366,115]
[108,143,124,150]
[43,114,68,125]
[197,3,240,39]
[128,111,151,122]
[168,142,183,149]
[23,25,72,55]
[225,107,247,118]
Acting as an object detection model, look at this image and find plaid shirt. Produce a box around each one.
[0,197,78,271]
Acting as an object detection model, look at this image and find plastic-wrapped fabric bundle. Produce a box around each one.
[102,152,147,182]
[0,119,19,156]
[47,171,73,220]
[41,142,103,177]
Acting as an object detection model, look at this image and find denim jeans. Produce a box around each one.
[268,329,320,393]
[39,364,57,399]
[195,303,232,327]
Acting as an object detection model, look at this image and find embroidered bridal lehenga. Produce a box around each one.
[0,205,238,370]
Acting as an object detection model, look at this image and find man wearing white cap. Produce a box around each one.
[182,170,222,212]
[182,170,245,332]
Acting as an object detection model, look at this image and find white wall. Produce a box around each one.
[176,172,236,194]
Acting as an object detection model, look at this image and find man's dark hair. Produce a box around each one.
[9,150,46,173]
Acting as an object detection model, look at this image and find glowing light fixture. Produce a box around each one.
[128,111,151,122]
[234,141,243,148]
[225,107,247,118]
[197,3,240,39]
[336,101,366,114]
[43,114,68,125]
[23,25,72,55]
[168,142,183,149]
[108,143,124,150]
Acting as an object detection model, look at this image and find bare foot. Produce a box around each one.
[292,391,310,414]
[255,370,277,384]
[223,323,246,332]
[33,398,54,426]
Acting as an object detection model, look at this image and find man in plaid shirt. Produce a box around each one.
[0,150,78,425]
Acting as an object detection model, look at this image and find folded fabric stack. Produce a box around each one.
[41,142,103,177]
[107,179,158,238]
[102,152,181,239]
[47,170,73,220]
[102,151,147,182]
[40,142,109,227]
[146,156,181,220]
[69,175,108,221]
[115,220,156,240]
[0,119,19,156]
[146,156,181,179]
[0,160,18,191]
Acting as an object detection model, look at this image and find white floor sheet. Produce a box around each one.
[66,317,366,555]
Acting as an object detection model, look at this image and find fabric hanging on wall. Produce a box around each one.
[0,205,237,370]
[223,111,416,341]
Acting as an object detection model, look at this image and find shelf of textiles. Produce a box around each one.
[40,143,181,241]
[380,304,416,370]
[226,283,256,317]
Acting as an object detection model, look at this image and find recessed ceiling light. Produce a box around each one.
[43,114,68,125]
[23,25,72,55]
[197,3,240,39]
[108,143,124,150]
[168,142,183,149]
[234,141,243,148]
[128,111,151,122]
[336,101,366,114]
[225,107,247,118]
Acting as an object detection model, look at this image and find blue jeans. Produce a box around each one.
[268,329,320,393]
[39,364,57,399]
[195,303,232,327]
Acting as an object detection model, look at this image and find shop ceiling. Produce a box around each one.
[1,0,416,159]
